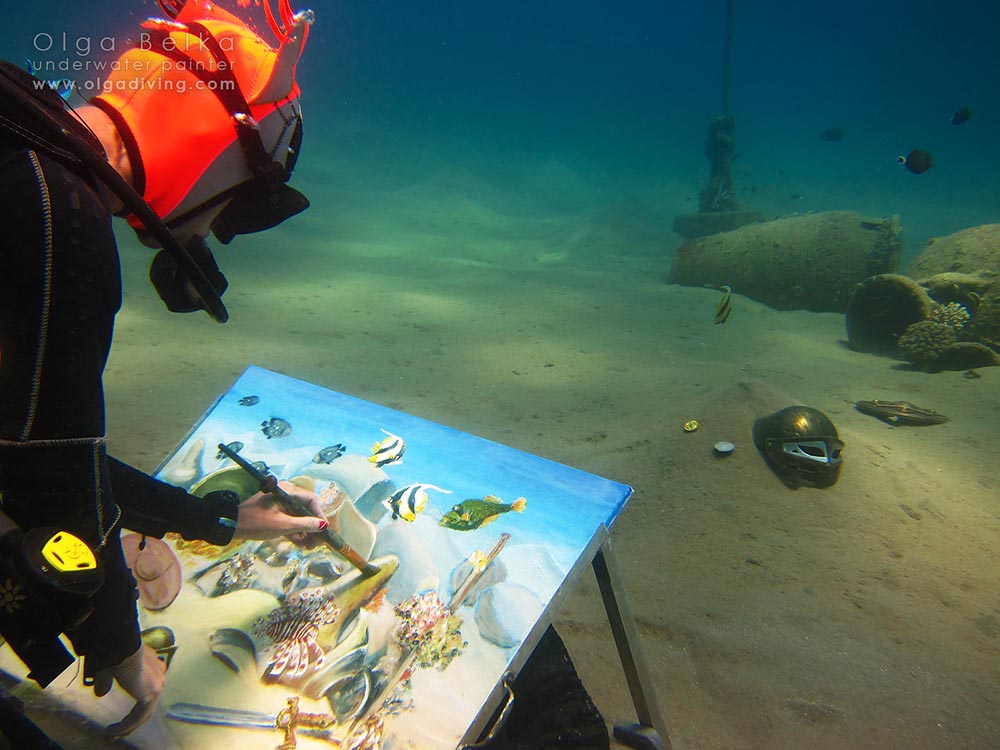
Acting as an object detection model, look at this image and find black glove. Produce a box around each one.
[149,235,228,314]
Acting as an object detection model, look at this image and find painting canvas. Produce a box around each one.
[0,366,632,750]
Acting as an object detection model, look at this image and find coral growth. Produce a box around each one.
[898,320,957,364]
[928,301,971,330]
[394,591,466,671]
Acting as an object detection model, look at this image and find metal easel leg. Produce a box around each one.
[592,534,671,750]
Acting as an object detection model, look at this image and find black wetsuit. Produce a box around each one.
[0,62,238,680]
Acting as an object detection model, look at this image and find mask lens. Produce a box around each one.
[782,440,840,464]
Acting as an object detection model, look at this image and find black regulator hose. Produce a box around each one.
[0,65,229,323]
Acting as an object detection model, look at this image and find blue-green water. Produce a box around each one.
[7,1,999,253]
[2,3,999,749]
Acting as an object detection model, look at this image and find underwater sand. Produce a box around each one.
[97,135,1000,750]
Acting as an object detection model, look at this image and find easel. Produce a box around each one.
[463,523,670,750]
[593,529,670,750]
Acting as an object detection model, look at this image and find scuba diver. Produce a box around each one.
[0,0,316,738]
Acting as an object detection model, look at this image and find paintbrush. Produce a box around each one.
[216,443,379,577]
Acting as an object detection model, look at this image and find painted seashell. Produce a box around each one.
[121,534,182,611]
[713,441,736,455]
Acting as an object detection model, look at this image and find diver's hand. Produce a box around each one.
[95,644,166,739]
[233,481,327,543]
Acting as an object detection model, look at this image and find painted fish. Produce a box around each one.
[238,395,260,406]
[383,483,451,522]
[261,417,292,439]
[313,444,346,464]
[369,429,405,468]
[439,495,527,532]
[715,285,732,325]
[216,441,244,460]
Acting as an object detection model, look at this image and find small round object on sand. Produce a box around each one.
[714,441,736,456]
[683,420,700,433]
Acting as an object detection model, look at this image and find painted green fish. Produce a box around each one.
[439,495,527,532]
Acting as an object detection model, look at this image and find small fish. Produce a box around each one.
[238,395,260,406]
[715,285,732,325]
[898,148,933,174]
[260,417,292,439]
[819,127,845,142]
[23,58,77,102]
[369,429,405,467]
[216,441,244,460]
[950,106,973,125]
[383,483,451,522]
[439,495,527,532]
[312,444,346,464]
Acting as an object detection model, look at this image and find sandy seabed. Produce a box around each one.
[91,139,1000,750]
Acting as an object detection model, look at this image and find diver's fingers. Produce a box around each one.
[275,481,326,518]
[105,700,157,739]
[91,671,113,698]
[281,514,328,534]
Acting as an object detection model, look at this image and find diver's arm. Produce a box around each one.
[107,457,326,544]
[107,456,238,545]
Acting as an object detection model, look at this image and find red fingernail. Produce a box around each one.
[318,519,329,531]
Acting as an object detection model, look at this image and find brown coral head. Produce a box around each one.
[898,320,958,364]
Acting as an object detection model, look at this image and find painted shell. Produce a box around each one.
[714,441,736,455]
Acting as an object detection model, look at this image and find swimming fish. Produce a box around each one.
[369,429,405,467]
[819,127,845,142]
[260,417,292,439]
[439,495,527,532]
[383,483,451,522]
[898,148,933,174]
[715,285,733,325]
[216,441,244,460]
[238,395,260,406]
[23,58,77,102]
[950,106,973,125]
[313,444,346,464]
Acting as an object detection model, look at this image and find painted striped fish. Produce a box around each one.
[383,483,451,522]
[369,429,405,468]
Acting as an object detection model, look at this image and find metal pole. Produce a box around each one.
[593,535,671,750]
[721,0,735,116]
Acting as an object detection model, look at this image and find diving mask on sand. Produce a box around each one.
[752,406,844,489]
